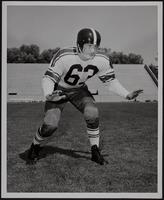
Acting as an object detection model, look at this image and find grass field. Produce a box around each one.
[7,102,158,193]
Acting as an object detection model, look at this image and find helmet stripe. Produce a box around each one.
[90,28,97,45]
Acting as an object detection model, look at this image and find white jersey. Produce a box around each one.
[43,47,115,89]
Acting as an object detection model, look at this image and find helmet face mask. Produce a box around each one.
[77,28,101,60]
[81,43,98,59]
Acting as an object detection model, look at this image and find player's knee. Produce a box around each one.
[43,109,61,131]
[84,105,99,119]
[40,123,57,137]
[84,105,99,129]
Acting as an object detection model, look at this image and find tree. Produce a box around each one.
[19,44,40,62]
[110,51,121,64]
[109,51,143,64]
[7,48,21,63]
[20,44,31,54]
[30,44,40,60]
[39,47,60,63]
[7,44,143,64]
[128,53,143,64]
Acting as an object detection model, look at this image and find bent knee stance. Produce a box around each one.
[84,105,99,129]
[40,123,57,137]
[41,108,61,137]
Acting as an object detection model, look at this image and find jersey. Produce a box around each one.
[43,47,115,89]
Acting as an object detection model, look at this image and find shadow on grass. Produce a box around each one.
[19,145,87,162]
[19,145,109,164]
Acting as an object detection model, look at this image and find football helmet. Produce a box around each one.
[77,28,101,51]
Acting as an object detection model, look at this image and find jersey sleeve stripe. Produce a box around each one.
[105,78,115,82]
[50,49,61,67]
[44,70,60,83]
[99,74,115,83]
[47,67,60,76]
[46,68,60,77]
[100,71,114,76]
[99,71,114,78]
[43,75,57,83]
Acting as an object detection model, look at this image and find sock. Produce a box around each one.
[33,127,52,146]
[33,123,57,146]
[87,127,99,147]
[33,127,44,145]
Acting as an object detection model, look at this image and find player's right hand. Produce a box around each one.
[46,90,67,102]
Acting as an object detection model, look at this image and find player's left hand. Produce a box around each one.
[126,89,143,100]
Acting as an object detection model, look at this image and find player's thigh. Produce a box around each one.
[44,101,66,126]
[70,86,99,118]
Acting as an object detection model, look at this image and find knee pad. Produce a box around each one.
[44,108,61,127]
[42,108,61,137]
[84,105,99,129]
[40,123,57,137]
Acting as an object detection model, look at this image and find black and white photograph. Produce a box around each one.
[1,1,163,199]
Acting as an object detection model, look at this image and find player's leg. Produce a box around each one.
[69,86,105,165]
[27,100,66,164]
[83,99,99,147]
[33,101,64,145]
[83,99,105,165]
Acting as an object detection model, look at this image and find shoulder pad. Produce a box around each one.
[96,51,109,61]
[50,47,77,67]
[96,51,114,69]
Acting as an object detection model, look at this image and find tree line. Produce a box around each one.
[7,44,60,63]
[7,44,144,64]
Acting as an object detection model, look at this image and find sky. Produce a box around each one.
[7,2,159,64]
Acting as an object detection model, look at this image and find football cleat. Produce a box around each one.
[91,145,105,165]
[26,143,43,165]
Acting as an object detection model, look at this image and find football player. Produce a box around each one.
[26,28,143,165]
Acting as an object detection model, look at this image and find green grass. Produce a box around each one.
[7,102,158,192]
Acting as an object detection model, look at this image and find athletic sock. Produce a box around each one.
[33,127,44,145]
[87,127,99,147]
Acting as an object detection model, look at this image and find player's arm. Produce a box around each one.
[107,79,143,100]
[42,52,66,102]
[42,77,66,101]
[98,59,143,100]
